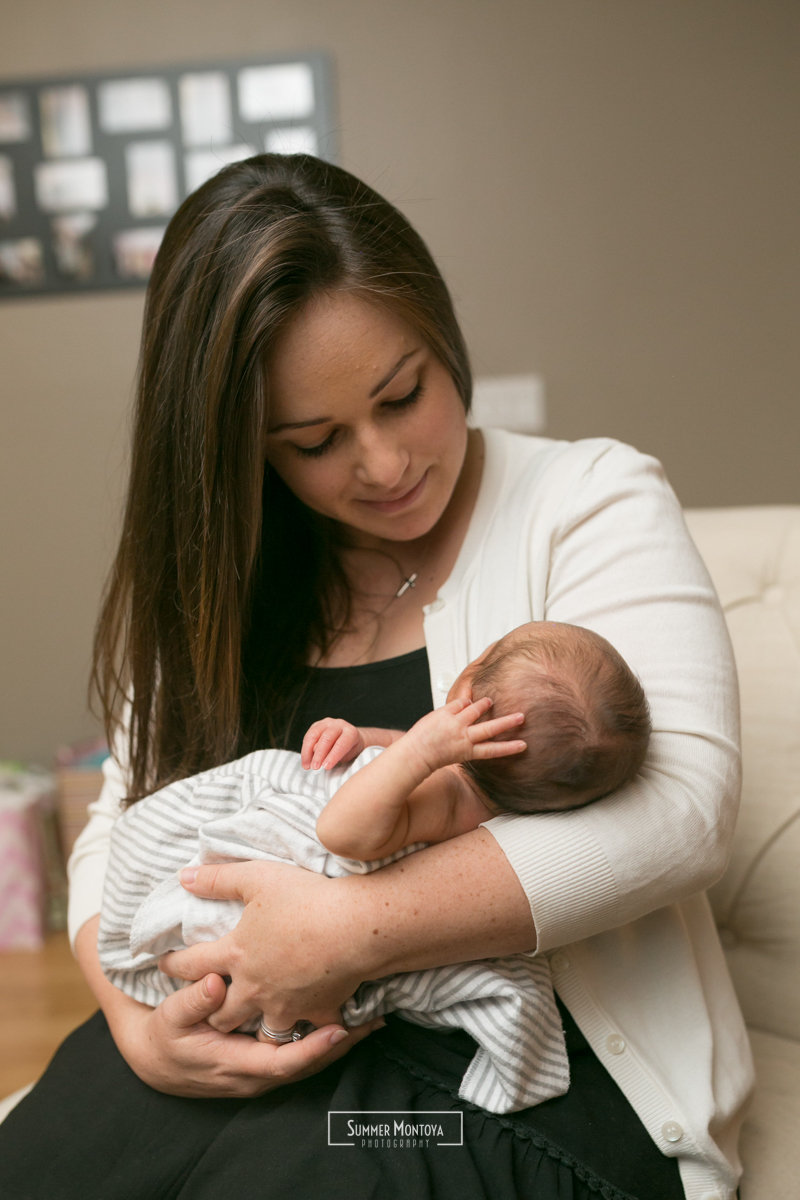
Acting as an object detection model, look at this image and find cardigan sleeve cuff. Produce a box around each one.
[482,811,620,952]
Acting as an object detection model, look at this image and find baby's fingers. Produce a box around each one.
[309,725,343,770]
[471,739,527,760]
[301,721,330,769]
[467,712,525,743]
[322,731,360,769]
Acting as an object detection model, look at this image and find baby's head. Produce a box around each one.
[462,622,651,815]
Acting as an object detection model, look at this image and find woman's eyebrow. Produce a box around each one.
[268,349,422,433]
[269,416,331,433]
[368,349,418,398]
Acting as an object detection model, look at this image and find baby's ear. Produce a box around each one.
[447,640,498,703]
[447,670,474,703]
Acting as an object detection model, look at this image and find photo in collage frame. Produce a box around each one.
[0,54,335,297]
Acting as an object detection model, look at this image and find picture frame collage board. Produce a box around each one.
[0,54,334,298]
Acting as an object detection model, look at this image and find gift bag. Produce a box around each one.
[0,764,59,950]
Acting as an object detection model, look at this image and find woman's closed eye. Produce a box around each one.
[294,429,339,459]
[382,380,424,414]
[292,382,425,459]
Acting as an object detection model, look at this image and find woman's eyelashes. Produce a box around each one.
[383,380,424,413]
[294,429,338,458]
[292,382,425,459]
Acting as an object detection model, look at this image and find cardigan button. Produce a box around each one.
[662,1121,683,1143]
[550,952,570,973]
[606,1034,625,1055]
[436,672,455,692]
[427,598,446,613]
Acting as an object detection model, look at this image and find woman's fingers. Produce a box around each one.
[153,969,383,1087]
[204,980,267,1031]
[467,711,524,742]
[160,941,228,982]
[257,1018,385,1084]
[179,858,294,901]
[157,973,227,1029]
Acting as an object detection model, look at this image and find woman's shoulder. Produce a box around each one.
[481,429,670,520]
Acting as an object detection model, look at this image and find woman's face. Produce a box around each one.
[264,291,469,545]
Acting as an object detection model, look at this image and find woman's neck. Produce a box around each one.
[312,430,485,667]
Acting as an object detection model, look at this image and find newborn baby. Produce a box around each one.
[98,620,649,1115]
[313,620,652,862]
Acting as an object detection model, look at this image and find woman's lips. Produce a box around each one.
[357,470,429,514]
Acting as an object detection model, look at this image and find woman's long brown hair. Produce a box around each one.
[92,154,471,802]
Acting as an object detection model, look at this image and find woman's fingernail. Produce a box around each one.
[329,1028,349,1045]
[372,1018,386,1029]
[180,867,198,885]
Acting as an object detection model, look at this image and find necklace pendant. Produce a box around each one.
[395,572,418,599]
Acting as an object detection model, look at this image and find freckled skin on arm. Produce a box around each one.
[160,826,536,1034]
[335,826,536,977]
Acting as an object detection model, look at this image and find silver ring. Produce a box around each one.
[259,1017,303,1043]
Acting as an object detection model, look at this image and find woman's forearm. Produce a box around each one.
[337,826,536,979]
[74,914,151,1025]
[160,830,536,1032]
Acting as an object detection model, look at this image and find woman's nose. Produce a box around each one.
[353,429,409,490]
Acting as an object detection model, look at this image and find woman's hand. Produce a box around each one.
[114,973,380,1098]
[75,915,381,1098]
[160,861,368,1033]
[159,830,536,1034]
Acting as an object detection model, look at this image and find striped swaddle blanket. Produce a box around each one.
[98,747,569,1114]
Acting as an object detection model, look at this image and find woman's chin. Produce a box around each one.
[355,501,446,544]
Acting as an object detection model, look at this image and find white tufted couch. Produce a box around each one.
[1,505,798,1197]
[684,506,800,1199]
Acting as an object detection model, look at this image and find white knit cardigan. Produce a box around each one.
[68,430,754,1200]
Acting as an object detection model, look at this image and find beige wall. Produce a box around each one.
[1,0,798,762]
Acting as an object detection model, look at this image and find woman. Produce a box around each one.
[0,155,751,1199]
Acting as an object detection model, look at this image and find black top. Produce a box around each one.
[283,646,434,751]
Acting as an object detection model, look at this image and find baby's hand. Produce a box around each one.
[302,719,365,770]
[407,697,526,775]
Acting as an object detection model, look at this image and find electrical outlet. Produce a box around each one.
[469,374,546,434]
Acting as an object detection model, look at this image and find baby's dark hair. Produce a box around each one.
[462,623,651,815]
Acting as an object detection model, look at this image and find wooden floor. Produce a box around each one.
[0,932,97,1098]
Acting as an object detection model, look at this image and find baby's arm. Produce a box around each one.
[316,698,525,861]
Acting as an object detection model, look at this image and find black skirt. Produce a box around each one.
[0,1002,684,1200]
